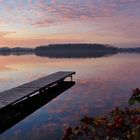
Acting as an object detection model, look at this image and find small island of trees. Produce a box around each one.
[0,44,140,58]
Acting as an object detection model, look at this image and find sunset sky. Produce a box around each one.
[0,0,140,48]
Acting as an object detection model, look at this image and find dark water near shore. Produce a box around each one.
[0,53,140,140]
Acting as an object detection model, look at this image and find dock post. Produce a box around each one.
[70,75,73,81]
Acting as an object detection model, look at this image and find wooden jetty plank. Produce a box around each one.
[0,87,36,107]
[20,71,75,88]
[0,71,75,108]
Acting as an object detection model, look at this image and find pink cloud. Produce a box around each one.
[0,0,139,46]
[0,0,139,28]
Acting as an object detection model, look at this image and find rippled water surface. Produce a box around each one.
[0,53,140,140]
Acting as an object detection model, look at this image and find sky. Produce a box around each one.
[0,0,140,48]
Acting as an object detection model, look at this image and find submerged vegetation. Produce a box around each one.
[129,88,140,105]
[63,88,140,140]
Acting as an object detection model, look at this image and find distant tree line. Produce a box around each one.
[35,44,118,58]
[0,47,34,52]
[35,44,118,52]
[0,44,140,58]
[0,47,34,56]
[118,47,140,53]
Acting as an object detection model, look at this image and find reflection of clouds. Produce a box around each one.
[0,77,16,92]
[42,74,139,134]
[45,79,119,123]
[0,65,16,71]
[0,54,140,139]
[94,99,105,108]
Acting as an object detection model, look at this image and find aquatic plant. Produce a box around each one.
[129,88,140,105]
[63,89,140,140]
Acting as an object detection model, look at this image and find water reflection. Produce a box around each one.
[0,51,117,58]
[35,51,117,58]
[0,53,140,140]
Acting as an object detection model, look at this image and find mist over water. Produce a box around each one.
[0,53,140,140]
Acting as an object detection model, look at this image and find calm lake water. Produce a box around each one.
[0,53,140,140]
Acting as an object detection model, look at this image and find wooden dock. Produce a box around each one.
[0,71,75,109]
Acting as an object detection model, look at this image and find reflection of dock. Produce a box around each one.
[0,71,75,133]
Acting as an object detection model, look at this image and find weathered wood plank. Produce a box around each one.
[0,87,36,107]
[0,71,75,108]
[20,71,75,88]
